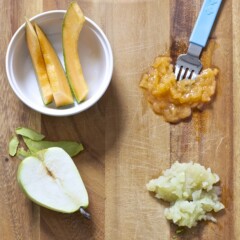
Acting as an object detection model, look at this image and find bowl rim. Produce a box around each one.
[5,10,113,117]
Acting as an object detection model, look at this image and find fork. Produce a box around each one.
[175,0,222,80]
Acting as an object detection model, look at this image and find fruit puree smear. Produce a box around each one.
[140,56,218,123]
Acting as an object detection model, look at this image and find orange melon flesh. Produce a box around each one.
[25,19,53,105]
[34,23,74,107]
[63,2,88,103]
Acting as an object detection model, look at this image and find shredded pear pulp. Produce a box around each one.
[147,161,224,228]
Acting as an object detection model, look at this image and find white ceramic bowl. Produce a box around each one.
[6,10,113,116]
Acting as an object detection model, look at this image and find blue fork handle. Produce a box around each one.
[189,0,222,47]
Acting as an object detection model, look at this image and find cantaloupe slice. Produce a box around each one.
[25,19,53,105]
[63,1,88,103]
[34,23,74,107]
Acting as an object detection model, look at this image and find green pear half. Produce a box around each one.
[17,147,89,214]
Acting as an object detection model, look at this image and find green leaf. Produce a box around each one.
[16,127,45,141]
[16,147,31,159]
[9,136,19,156]
[23,137,84,157]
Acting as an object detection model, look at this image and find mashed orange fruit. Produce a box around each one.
[140,56,218,123]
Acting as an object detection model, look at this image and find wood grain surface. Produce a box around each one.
[1,0,239,239]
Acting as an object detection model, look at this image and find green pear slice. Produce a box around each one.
[17,147,88,213]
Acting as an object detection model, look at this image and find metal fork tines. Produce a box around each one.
[175,43,203,80]
[174,0,222,80]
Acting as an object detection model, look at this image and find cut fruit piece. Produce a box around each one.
[23,137,84,157]
[17,147,89,213]
[16,127,45,141]
[34,23,74,107]
[25,18,53,105]
[9,136,19,156]
[17,147,31,159]
[63,1,88,102]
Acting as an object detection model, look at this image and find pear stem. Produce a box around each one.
[80,207,91,220]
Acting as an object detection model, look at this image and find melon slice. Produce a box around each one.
[34,23,74,107]
[25,19,53,105]
[63,2,88,102]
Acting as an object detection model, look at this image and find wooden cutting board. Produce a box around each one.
[1,0,239,239]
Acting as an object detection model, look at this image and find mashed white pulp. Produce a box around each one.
[147,161,224,228]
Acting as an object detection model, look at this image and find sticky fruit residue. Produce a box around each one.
[140,57,218,123]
